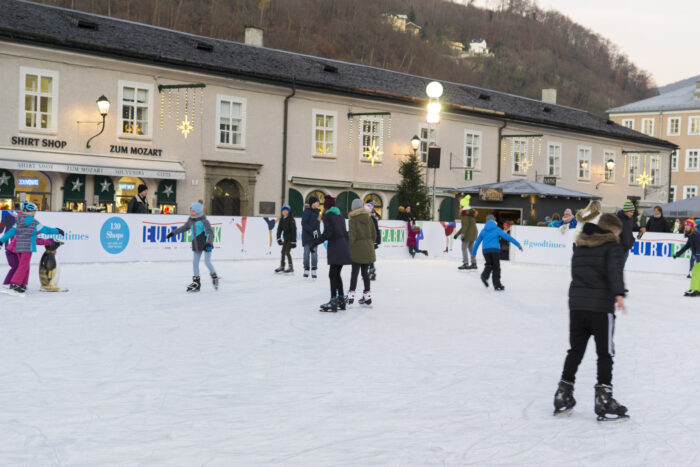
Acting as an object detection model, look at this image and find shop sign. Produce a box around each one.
[110,145,164,157]
[543,176,557,186]
[11,136,67,149]
[18,178,40,186]
[119,184,135,190]
[478,187,503,201]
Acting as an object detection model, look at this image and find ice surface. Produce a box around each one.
[0,258,698,466]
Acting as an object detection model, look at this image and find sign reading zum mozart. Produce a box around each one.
[478,187,504,201]
[110,145,164,157]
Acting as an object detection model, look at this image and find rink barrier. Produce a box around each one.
[2,212,692,275]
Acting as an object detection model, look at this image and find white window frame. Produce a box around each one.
[511,138,528,175]
[419,124,438,164]
[359,117,384,164]
[19,67,59,133]
[628,154,640,184]
[650,155,661,186]
[671,150,679,172]
[117,80,154,140]
[463,130,482,170]
[641,118,655,136]
[686,149,700,172]
[603,149,616,182]
[689,116,700,135]
[577,146,591,181]
[683,185,698,200]
[669,185,677,203]
[621,119,634,130]
[667,117,680,136]
[547,142,562,177]
[215,94,247,150]
[311,109,337,157]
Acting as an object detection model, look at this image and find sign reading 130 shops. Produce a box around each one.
[100,217,130,254]
[141,219,222,249]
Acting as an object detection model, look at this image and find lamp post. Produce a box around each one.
[426,81,443,220]
[86,95,110,148]
[595,159,616,189]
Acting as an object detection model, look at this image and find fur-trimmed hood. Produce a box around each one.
[575,222,619,248]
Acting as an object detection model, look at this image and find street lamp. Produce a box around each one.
[426,81,443,220]
[411,135,420,155]
[86,95,110,148]
[596,159,616,189]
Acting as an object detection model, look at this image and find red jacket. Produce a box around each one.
[406,221,419,246]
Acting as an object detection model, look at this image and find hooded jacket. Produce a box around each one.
[348,207,377,264]
[569,222,626,313]
[616,210,636,251]
[169,214,215,252]
[456,209,478,241]
[276,215,297,244]
[314,207,352,265]
[301,206,321,246]
[471,220,520,255]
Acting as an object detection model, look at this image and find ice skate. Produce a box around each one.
[311,268,318,279]
[684,290,699,297]
[284,266,294,274]
[319,297,338,313]
[8,284,27,297]
[211,273,219,290]
[594,384,629,422]
[337,295,347,310]
[346,290,355,305]
[187,276,201,293]
[274,266,285,273]
[553,380,576,416]
[359,291,372,306]
[468,263,478,270]
[303,268,309,278]
[481,276,489,288]
[369,268,376,281]
[458,263,469,270]
[422,250,429,256]
[494,284,505,291]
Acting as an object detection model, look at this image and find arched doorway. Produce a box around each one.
[15,170,51,211]
[212,178,241,216]
[439,197,456,222]
[288,188,304,217]
[115,176,145,213]
[336,191,359,218]
[363,193,384,218]
[388,195,399,220]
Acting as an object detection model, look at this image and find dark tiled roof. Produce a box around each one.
[0,0,676,149]
[452,179,601,199]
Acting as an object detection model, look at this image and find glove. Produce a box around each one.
[57,228,65,236]
[277,239,283,246]
[313,230,319,239]
[453,234,459,239]
[673,253,679,259]
[205,243,213,252]
[291,242,297,249]
[518,245,524,252]
[166,231,174,239]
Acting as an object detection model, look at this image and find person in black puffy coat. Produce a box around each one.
[275,205,297,273]
[553,214,628,419]
[641,206,670,233]
[616,202,637,267]
[301,196,321,278]
[674,219,700,278]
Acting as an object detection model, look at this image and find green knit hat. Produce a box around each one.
[623,200,635,212]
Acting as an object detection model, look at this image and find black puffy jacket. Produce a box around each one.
[569,223,626,314]
[616,210,636,251]
[645,216,670,233]
[676,232,700,259]
[276,215,297,243]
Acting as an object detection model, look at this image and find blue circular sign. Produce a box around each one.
[100,217,130,254]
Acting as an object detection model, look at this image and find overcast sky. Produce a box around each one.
[465,0,697,87]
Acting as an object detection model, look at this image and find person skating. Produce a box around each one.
[165,202,218,292]
[471,215,522,290]
[368,203,381,281]
[312,196,351,312]
[301,196,321,278]
[0,202,64,296]
[616,200,637,268]
[275,205,297,273]
[127,184,149,213]
[406,219,428,258]
[553,214,629,421]
[674,219,700,285]
[454,196,478,270]
[641,206,670,233]
[346,199,377,306]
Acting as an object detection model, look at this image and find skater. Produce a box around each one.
[616,200,637,268]
[0,202,63,296]
[454,196,478,270]
[640,206,670,233]
[557,208,578,232]
[673,219,699,281]
[165,202,218,292]
[275,204,297,273]
[127,184,149,213]
[301,196,321,278]
[312,196,351,312]
[368,203,381,280]
[346,199,377,306]
[574,200,602,238]
[554,214,629,421]
[471,215,522,290]
[406,219,428,258]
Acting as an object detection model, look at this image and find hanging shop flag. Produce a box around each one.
[63,174,86,201]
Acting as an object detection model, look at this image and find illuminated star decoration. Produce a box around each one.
[162,185,174,198]
[0,172,10,186]
[71,178,84,191]
[100,179,112,192]
[636,171,653,189]
[178,115,194,138]
[520,158,532,172]
[362,140,384,166]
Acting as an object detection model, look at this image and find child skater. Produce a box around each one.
[0,202,63,296]
[275,204,297,273]
[553,214,628,421]
[471,214,522,290]
[673,219,700,295]
[165,202,218,292]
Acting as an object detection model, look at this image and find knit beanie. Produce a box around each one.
[324,195,336,210]
[138,184,148,193]
[281,204,291,213]
[460,195,471,209]
[189,202,203,214]
[351,198,363,211]
[486,214,496,222]
[685,218,696,229]
[308,196,319,206]
[623,200,635,212]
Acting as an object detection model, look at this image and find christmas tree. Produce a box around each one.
[397,151,431,220]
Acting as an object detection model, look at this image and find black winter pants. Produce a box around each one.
[280,242,293,267]
[329,264,344,298]
[481,252,502,287]
[349,263,370,292]
[561,310,615,385]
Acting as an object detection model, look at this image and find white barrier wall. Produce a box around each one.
[0,212,692,276]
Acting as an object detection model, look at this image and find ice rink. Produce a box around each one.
[0,257,698,466]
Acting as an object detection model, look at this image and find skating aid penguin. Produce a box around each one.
[39,240,64,292]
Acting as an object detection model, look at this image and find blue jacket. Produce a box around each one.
[472,220,521,255]
[169,214,214,252]
[0,214,59,253]
[301,207,321,246]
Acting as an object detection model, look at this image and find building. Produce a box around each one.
[0,0,676,220]
[609,78,700,203]
[467,39,491,56]
[383,14,422,36]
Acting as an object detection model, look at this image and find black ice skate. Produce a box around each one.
[553,380,576,416]
[458,263,469,270]
[8,284,27,297]
[337,295,347,310]
[187,276,201,293]
[274,266,285,273]
[594,384,629,422]
[468,263,478,270]
[481,277,489,288]
[319,297,338,312]
[369,267,376,281]
[284,266,294,274]
[359,291,372,306]
[211,273,219,290]
[494,285,505,291]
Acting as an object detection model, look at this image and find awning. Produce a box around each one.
[0,147,186,180]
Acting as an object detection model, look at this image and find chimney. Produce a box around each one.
[244,26,264,47]
[695,80,700,101]
[542,88,557,104]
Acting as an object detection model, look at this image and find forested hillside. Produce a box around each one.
[31,0,657,114]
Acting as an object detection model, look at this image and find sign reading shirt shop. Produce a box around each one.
[11,136,67,149]
[110,145,164,157]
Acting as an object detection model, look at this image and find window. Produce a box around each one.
[650,155,661,185]
[419,125,438,163]
[547,143,561,177]
[684,185,697,199]
[667,117,680,136]
[671,150,679,172]
[628,154,640,184]
[463,130,481,169]
[363,193,383,217]
[686,149,699,171]
[669,185,677,203]
[689,116,700,135]
[621,119,634,130]
[603,150,615,182]
[312,110,336,156]
[118,81,153,138]
[217,95,246,148]
[641,118,654,136]
[19,67,58,132]
[577,146,591,180]
[359,117,383,163]
[512,138,528,174]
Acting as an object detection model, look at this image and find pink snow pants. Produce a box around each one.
[10,252,32,286]
[3,250,18,285]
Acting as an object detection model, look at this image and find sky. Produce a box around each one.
[462,0,698,87]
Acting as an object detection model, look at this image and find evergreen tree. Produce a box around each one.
[408,4,416,23]
[397,152,430,220]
